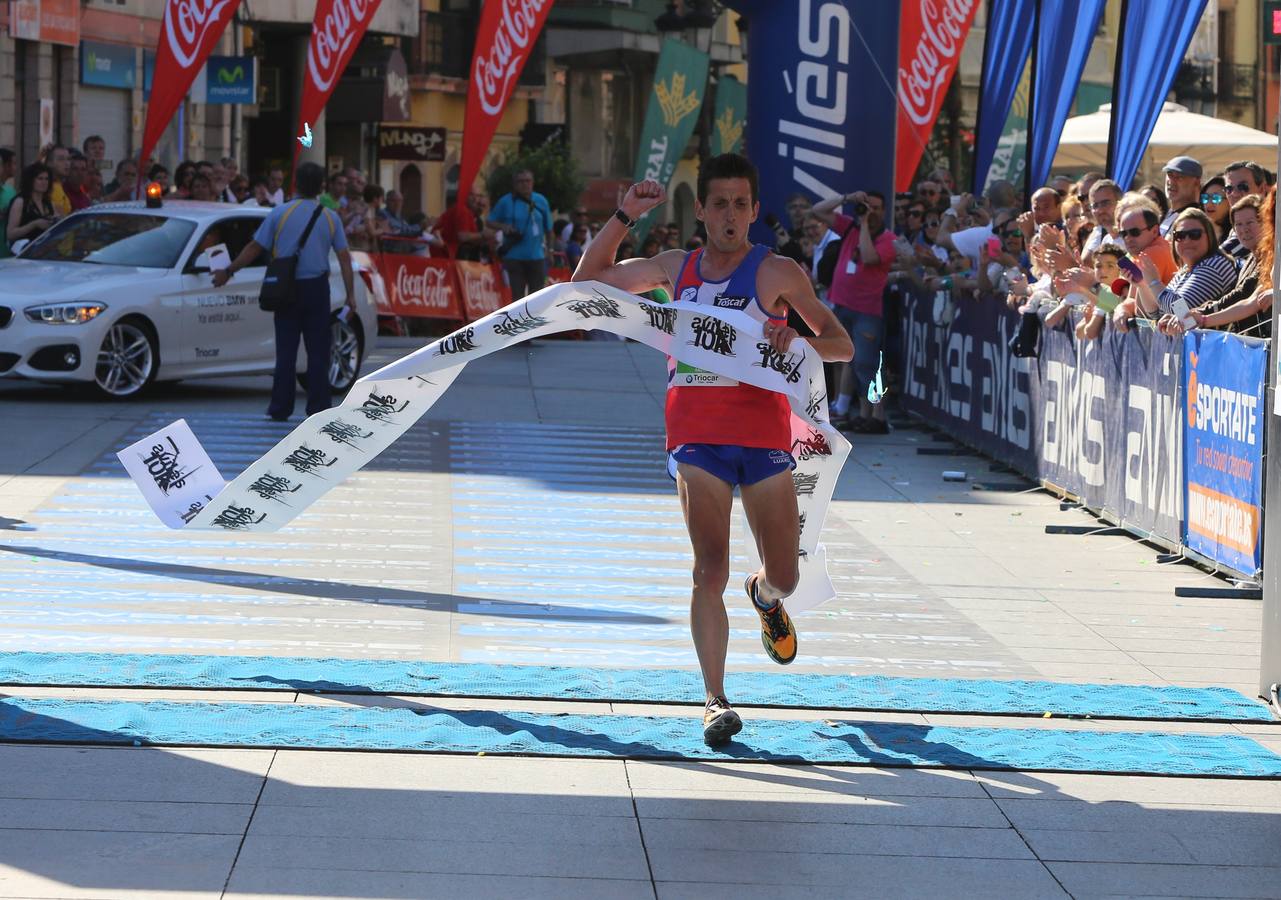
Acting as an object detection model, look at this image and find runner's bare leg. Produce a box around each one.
[676,463,734,701]
[740,469,801,605]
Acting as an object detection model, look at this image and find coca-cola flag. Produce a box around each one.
[140,0,242,178]
[456,0,554,209]
[895,0,980,191]
[294,0,385,172]
[375,253,464,319]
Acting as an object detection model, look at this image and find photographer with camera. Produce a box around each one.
[810,189,895,434]
[488,169,554,299]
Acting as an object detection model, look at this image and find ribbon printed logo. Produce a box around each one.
[119,283,851,615]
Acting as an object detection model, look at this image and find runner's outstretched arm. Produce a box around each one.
[572,180,680,294]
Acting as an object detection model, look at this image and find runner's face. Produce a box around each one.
[695,177,757,252]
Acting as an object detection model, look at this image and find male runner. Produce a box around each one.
[572,154,853,744]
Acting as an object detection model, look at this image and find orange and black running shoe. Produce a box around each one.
[746,574,797,665]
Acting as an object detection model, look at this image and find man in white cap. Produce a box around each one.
[1161,155,1202,237]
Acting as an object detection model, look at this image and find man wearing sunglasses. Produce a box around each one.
[1220,160,1268,259]
[1081,179,1124,266]
[1160,156,1203,237]
[1110,195,1178,333]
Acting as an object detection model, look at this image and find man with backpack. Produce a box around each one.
[211,162,355,421]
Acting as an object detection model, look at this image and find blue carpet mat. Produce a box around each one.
[0,651,1272,723]
[1,697,1278,776]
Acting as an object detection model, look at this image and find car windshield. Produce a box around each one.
[21,213,197,268]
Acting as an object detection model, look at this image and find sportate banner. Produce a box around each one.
[118,281,851,614]
[630,38,709,243]
[293,0,385,173]
[456,0,555,212]
[140,0,242,178]
[895,0,981,191]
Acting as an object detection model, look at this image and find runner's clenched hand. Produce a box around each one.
[621,181,666,220]
[762,318,798,354]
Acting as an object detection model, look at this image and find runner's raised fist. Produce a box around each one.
[621,180,666,220]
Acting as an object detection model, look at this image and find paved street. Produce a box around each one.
[1,337,1280,899]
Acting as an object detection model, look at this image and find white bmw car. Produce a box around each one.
[0,200,378,399]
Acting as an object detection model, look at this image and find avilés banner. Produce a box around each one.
[710,74,746,156]
[723,0,900,245]
[630,37,709,242]
[140,0,242,182]
[118,282,851,615]
[895,0,980,191]
[293,0,385,173]
[456,0,554,211]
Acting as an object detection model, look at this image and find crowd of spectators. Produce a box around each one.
[761,158,1278,435]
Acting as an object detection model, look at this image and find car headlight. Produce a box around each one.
[24,302,108,325]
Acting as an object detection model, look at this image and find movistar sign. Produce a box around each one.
[192,55,256,104]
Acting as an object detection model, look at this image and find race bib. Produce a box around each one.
[674,360,738,387]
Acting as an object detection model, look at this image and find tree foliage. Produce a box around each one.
[485,139,585,214]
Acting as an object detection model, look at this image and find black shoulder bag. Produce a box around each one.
[259,202,327,312]
[816,220,855,289]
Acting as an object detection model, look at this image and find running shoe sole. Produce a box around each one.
[703,708,743,746]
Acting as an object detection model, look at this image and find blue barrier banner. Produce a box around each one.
[901,292,1182,545]
[971,0,1035,193]
[1107,0,1208,189]
[724,0,899,244]
[1028,0,1105,189]
[1182,331,1267,575]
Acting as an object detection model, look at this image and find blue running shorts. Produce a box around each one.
[668,443,796,487]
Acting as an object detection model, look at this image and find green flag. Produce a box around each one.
[631,38,709,243]
[983,59,1030,191]
[710,74,746,157]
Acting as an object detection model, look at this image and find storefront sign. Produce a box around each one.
[10,0,79,46]
[81,40,137,90]
[190,55,256,104]
[379,126,446,162]
[382,47,410,121]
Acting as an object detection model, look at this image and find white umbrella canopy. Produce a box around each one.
[1052,101,1278,184]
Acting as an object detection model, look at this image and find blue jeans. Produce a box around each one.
[269,276,332,418]
[834,306,884,396]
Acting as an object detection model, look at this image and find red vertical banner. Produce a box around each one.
[895,0,980,192]
[140,0,241,171]
[293,0,385,173]
[456,0,555,209]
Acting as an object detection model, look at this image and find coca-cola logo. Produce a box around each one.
[164,0,233,70]
[898,0,977,126]
[395,263,453,310]
[307,0,375,94]
[473,0,550,116]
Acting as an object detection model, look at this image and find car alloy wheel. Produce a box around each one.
[94,319,156,398]
[328,316,362,393]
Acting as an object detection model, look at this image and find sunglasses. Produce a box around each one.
[1172,228,1205,242]
[907,209,925,218]
[925,219,941,227]
[1119,225,1153,238]
[1201,193,1224,205]
[921,188,939,195]
[999,228,1022,238]
[1090,198,1115,210]
[1228,181,1252,194]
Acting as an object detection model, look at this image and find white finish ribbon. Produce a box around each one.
[119,281,850,612]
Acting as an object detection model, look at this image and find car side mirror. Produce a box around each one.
[190,250,211,273]
[10,239,29,255]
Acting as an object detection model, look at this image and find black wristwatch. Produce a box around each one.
[614,208,638,230]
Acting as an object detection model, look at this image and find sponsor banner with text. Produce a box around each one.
[456,0,554,212]
[630,38,709,243]
[141,0,241,177]
[294,0,385,172]
[900,290,1183,548]
[1182,330,1267,575]
[455,260,511,321]
[373,253,463,320]
[895,0,980,191]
